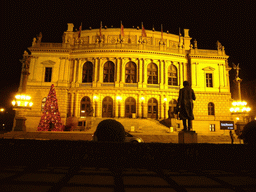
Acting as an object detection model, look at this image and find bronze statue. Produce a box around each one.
[232,63,240,78]
[176,81,196,131]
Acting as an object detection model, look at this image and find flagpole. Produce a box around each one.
[120,21,122,37]
[100,21,102,41]
[141,22,143,40]
[161,24,163,40]
[179,27,181,45]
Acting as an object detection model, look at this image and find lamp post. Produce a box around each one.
[230,63,251,135]
[12,94,33,131]
[12,51,33,131]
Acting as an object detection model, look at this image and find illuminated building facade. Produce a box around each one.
[21,23,232,134]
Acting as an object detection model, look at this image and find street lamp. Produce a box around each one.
[12,94,33,109]
[12,93,33,131]
[11,51,33,132]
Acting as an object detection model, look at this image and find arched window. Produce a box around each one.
[125,62,136,83]
[41,97,47,111]
[103,61,114,82]
[82,62,93,83]
[208,102,215,115]
[147,63,158,84]
[168,65,178,86]
[80,96,92,117]
[169,99,177,117]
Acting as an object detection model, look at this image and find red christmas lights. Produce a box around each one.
[37,84,64,131]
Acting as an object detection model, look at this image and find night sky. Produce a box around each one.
[1,0,255,108]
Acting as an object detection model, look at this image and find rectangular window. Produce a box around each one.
[45,67,52,82]
[206,73,213,87]
[209,124,215,132]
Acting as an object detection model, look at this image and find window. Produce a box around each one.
[45,67,52,82]
[147,63,158,84]
[206,73,213,87]
[103,61,114,82]
[168,65,178,86]
[209,124,215,132]
[41,97,47,111]
[208,102,215,115]
[82,62,93,83]
[80,96,92,117]
[125,62,136,83]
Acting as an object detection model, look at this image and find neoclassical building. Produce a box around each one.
[19,23,232,133]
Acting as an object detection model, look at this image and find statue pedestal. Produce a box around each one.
[13,116,27,132]
[178,131,197,143]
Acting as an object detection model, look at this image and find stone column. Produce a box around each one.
[72,59,77,86]
[184,62,188,81]
[191,62,196,87]
[165,61,169,89]
[73,92,78,117]
[143,59,148,88]
[58,58,64,82]
[92,58,98,87]
[120,58,126,87]
[115,96,119,118]
[32,57,38,81]
[160,60,164,89]
[28,57,35,81]
[77,59,83,84]
[97,58,103,86]
[63,58,70,83]
[120,99,125,118]
[70,92,74,117]
[115,57,121,87]
[138,58,143,88]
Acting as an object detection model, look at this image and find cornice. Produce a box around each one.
[190,55,229,59]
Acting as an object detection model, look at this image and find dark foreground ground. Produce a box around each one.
[0,139,255,192]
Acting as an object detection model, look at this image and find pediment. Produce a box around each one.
[40,60,56,65]
[202,66,215,71]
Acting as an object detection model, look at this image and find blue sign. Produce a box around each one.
[220,121,234,130]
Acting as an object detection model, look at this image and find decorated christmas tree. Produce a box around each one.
[37,84,64,131]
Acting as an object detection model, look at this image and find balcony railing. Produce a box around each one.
[32,42,225,56]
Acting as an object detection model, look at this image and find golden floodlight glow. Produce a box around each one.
[93,95,98,100]
[141,97,145,101]
[12,94,33,108]
[116,96,122,101]
[230,100,251,113]
[0,108,5,112]
[164,98,167,102]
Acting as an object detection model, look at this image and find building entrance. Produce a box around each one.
[148,98,158,119]
[102,96,113,117]
[125,97,136,118]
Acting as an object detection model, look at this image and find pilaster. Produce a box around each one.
[160,60,164,89]
[115,57,121,87]
[32,56,38,81]
[92,58,98,87]
[138,58,143,88]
